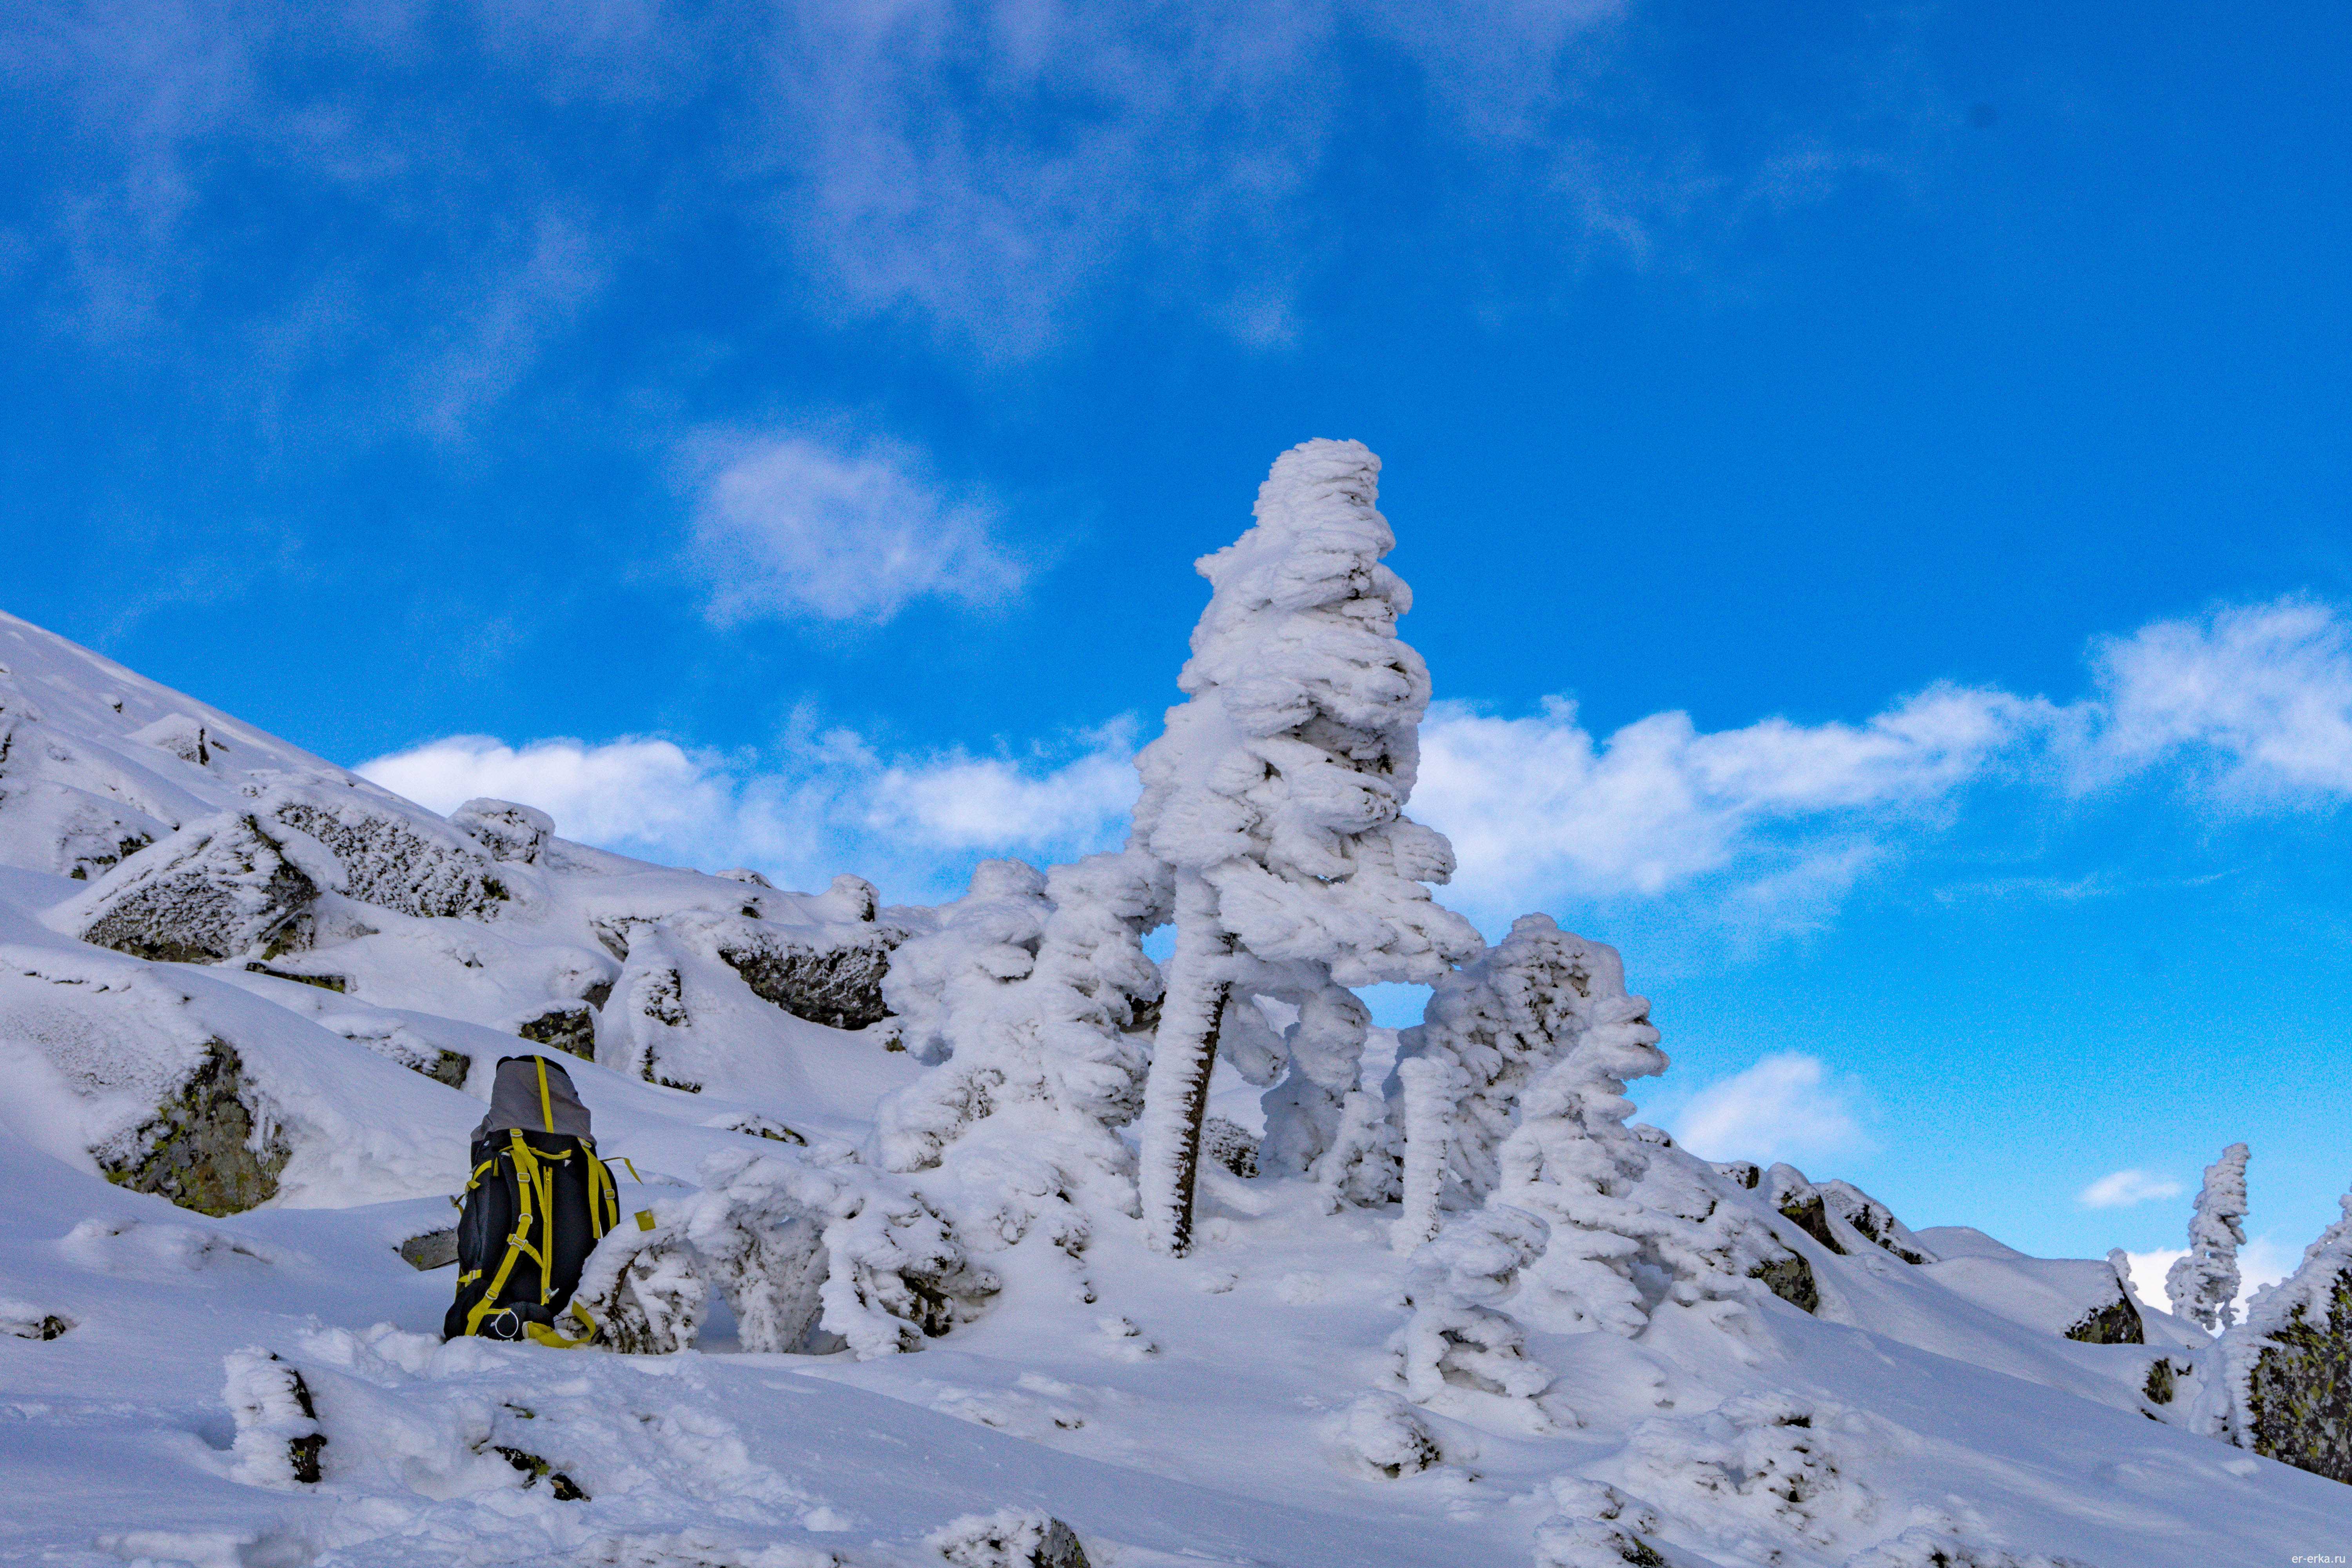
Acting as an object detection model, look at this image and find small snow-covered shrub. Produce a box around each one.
[1392,1205,1563,1424]
[924,1508,1089,1568]
[1390,915,1629,1247]
[1622,1393,1869,1553]
[686,1149,833,1354]
[1327,1391,1442,1478]
[2168,1142,2250,1332]
[575,1212,710,1355]
[223,1348,325,1486]
[876,853,1164,1248]
[1530,1479,1664,1568]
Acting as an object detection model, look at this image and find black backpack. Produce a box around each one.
[445,1054,622,1345]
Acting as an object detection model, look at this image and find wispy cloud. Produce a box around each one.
[2078,1169,2184,1210]
[682,429,1029,626]
[356,717,1136,903]
[1668,1053,1870,1166]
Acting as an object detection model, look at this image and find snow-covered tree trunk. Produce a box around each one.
[2168,1142,2250,1332]
[1136,869,1233,1254]
[1127,439,1480,1255]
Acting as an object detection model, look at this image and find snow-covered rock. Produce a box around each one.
[2194,1190,2352,1483]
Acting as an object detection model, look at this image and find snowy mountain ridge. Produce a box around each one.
[5,448,2350,1568]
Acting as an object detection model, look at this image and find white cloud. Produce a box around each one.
[684,431,1029,626]
[1414,683,2043,919]
[1415,596,2352,924]
[1669,1053,1869,1165]
[2121,1237,2295,1319]
[2083,595,2352,800]
[356,719,1136,904]
[2077,1169,2184,1210]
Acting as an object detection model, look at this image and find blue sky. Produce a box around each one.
[5,1,2349,1272]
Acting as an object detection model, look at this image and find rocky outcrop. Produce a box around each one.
[2062,1292,2145,1345]
[717,927,894,1030]
[1750,1251,1820,1315]
[927,1510,1091,1568]
[399,1228,459,1270]
[2,1300,74,1340]
[223,1350,325,1486]
[2239,1270,2352,1483]
[98,1041,290,1216]
[1819,1180,1935,1264]
[517,1005,596,1060]
[267,791,509,921]
[449,798,552,864]
[74,815,319,965]
[1764,1166,1846,1256]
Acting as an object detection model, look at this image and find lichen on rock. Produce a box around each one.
[97,1040,290,1216]
[1749,1251,1820,1315]
[517,1004,596,1060]
[2062,1292,2145,1345]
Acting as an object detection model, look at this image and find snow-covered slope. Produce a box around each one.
[2,604,2345,1568]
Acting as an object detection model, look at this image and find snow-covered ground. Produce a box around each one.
[4,572,2347,1568]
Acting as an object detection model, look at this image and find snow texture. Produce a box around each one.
[2166,1142,2249,1332]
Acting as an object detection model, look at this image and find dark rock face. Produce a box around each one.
[99,1041,290,1216]
[517,1005,596,1060]
[1201,1116,1259,1178]
[2063,1293,2146,1346]
[2244,1266,2352,1484]
[2144,1357,2178,1405]
[1776,1193,1847,1256]
[400,1228,459,1270]
[80,816,319,965]
[1715,1161,1762,1190]
[1750,1252,1820,1315]
[719,934,893,1030]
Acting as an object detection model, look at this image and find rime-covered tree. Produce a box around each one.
[1129,439,1479,1254]
[875,852,1167,1245]
[1389,915,1622,1250]
[2167,1142,2250,1332]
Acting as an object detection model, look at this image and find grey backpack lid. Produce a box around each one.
[475,1054,593,1142]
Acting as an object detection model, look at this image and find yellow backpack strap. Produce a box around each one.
[463,1131,543,1337]
[535,1056,555,1132]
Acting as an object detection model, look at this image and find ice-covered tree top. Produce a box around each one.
[2167,1141,2250,1332]
[1128,438,1478,987]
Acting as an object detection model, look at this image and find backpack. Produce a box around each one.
[445,1054,622,1346]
